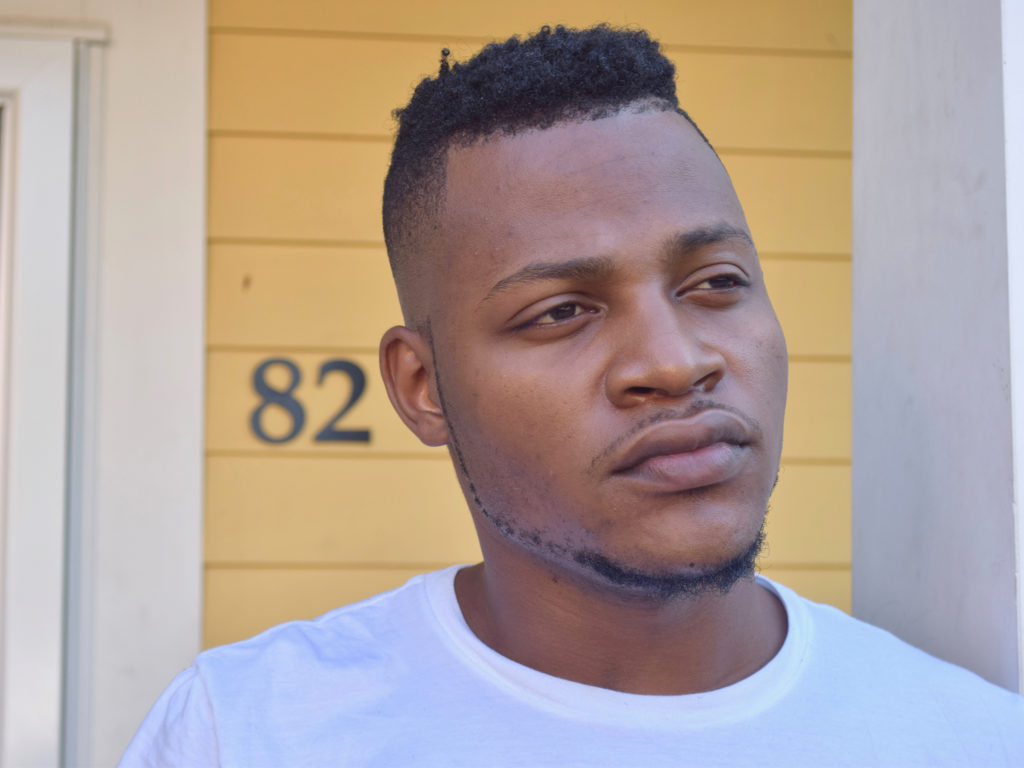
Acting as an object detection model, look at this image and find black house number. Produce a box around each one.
[249,357,372,444]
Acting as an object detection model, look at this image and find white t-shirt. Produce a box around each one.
[120,567,1024,767]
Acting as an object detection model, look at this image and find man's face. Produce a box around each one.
[423,108,787,595]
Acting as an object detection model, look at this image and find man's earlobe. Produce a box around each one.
[379,326,449,447]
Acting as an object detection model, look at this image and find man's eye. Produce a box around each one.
[693,274,748,291]
[534,302,585,325]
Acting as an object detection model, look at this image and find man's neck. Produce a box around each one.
[453,548,787,695]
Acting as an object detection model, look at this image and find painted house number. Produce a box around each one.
[249,357,372,444]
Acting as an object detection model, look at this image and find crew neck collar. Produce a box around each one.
[422,565,811,728]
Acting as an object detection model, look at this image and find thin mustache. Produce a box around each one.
[588,400,764,473]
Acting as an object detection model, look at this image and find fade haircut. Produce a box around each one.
[381,24,712,321]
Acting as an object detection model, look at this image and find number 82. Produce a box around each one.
[249,357,372,444]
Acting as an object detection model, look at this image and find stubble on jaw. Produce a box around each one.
[426,325,772,604]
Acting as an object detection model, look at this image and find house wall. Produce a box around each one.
[205,0,854,647]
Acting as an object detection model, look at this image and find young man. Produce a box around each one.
[122,25,1023,766]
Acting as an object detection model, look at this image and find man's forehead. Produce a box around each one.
[443,109,716,190]
[432,111,746,268]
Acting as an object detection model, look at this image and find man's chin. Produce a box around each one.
[569,524,766,602]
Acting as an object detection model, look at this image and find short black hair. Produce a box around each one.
[382,24,711,319]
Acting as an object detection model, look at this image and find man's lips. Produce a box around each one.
[608,411,754,490]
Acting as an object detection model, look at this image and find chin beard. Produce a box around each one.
[570,521,766,601]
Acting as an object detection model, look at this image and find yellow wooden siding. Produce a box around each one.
[209,137,849,254]
[204,0,852,649]
[207,247,849,354]
[762,259,851,358]
[209,0,851,53]
[204,459,846,568]
[203,458,848,647]
[205,456,473,565]
[207,244,401,349]
[765,463,850,565]
[210,35,851,153]
[207,354,848,458]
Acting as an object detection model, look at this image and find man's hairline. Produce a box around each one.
[390,101,716,330]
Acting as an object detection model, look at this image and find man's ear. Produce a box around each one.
[379,326,449,447]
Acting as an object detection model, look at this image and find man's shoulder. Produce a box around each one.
[194,568,445,690]
[774,579,1023,722]
[119,569,466,766]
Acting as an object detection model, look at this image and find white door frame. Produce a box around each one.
[0,6,207,764]
[0,35,76,768]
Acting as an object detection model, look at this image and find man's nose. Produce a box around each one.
[604,299,726,407]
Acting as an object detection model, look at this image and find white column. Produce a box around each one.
[69,1,207,764]
[852,0,1021,691]
[1003,0,1024,695]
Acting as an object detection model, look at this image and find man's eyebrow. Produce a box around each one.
[482,256,616,303]
[480,225,751,304]
[665,223,754,260]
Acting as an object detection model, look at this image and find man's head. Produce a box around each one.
[380,25,788,602]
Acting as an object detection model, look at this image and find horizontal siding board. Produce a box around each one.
[207,244,401,348]
[207,136,390,243]
[205,455,844,567]
[209,0,851,53]
[205,456,478,563]
[783,361,850,460]
[208,244,849,356]
[679,52,850,152]
[207,350,848,460]
[208,36,476,139]
[725,154,851,256]
[210,33,851,152]
[762,259,850,356]
[209,135,850,255]
[763,463,850,565]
